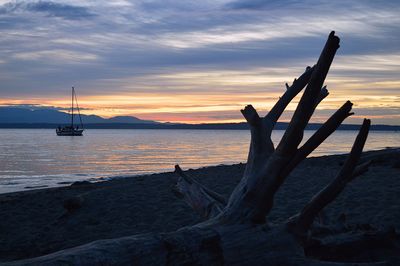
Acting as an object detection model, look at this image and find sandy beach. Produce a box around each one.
[0,148,399,263]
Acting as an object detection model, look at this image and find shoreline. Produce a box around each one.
[1,147,399,196]
[0,148,399,262]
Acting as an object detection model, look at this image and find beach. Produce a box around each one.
[0,148,399,263]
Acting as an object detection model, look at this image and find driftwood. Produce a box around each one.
[5,31,397,266]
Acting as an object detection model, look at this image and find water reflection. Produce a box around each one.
[0,129,398,193]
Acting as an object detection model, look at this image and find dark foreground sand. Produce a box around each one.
[0,148,399,263]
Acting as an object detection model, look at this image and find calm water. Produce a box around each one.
[0,129,399,193]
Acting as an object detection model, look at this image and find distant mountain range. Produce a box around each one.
[0,107,157,124]
[0,107,399,131]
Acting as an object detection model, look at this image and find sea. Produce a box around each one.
[0,129,399,194]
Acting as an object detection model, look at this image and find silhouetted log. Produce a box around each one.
[5,224,389,266]
[174,66,316,219]
[219,31,341,224]
[173,165,225,219]
[220,66,315,223]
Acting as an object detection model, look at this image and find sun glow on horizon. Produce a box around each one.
[1,58,400,124]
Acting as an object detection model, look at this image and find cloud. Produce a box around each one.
[225,0,298,10]
[0,1,94,20]
[0,0,399,124]
[224,0,399,11]
[13,49,98,62]
[0,103,69,111]
[0,103,91,111]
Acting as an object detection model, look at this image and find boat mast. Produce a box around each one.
[74,89,84,129]
[71,87,74,128]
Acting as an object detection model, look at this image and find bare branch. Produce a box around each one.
[240,67,316,192]
[241,105,261,126]
[336,118,371,178]
[293,119,371,234]
[173,165,226,219]
[241,105,274,156]
[315,85,329,108]
[283,101,354,176]
[243,66,315,165]
[240,105,274,183]
[265,65,315,130]
[175,165,226,205]
[276,31,340,158]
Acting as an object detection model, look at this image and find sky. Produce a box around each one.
[0,0,399,124]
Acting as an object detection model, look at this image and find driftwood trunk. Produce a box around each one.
[4,32,396,266]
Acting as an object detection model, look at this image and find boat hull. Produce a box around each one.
[57,87,85,136]
[56,129,84,136]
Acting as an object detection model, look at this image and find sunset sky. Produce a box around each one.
[0,0,399,124]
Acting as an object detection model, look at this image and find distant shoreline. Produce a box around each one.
[0,122,399,131]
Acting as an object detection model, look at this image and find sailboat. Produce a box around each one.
[56,87,84,136]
